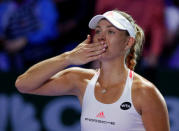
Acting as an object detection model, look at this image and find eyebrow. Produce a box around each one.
[107,25,115,28]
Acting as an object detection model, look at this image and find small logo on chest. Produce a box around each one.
[120,102,131,110]
[96,111,105,118]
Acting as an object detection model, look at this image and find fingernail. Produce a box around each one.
[101,41,104,44]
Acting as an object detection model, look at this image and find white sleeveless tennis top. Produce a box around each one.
[81,69,145,131]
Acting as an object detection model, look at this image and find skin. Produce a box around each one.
[15,19,170,131]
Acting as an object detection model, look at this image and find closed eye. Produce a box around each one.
[95,29,101,34]
[108,30,115,34]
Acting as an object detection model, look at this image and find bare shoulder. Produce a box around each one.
[132,72,166,106]
[132,72,170,130]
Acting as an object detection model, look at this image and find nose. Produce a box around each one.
[97,32,106,42]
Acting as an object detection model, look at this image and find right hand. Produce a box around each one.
[67,35,107,65]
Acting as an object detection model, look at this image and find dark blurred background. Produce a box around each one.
[0,0,178,130]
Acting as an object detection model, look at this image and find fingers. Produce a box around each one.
[87,43,107,52]
[85,43,107,62]
[82,36,108,58]
[87,35,91,43]
[87,54,102,62]
[72,35,108,64]
[87,47,106,57]
[83,34,91,44]
[81,35,107,53]
[85,41,103,48]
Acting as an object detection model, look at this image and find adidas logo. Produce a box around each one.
[96,111,105,118]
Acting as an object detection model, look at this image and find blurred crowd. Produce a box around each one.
[0,0,178,74]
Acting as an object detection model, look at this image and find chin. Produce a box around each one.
[99,53,111,61]
[99,51,122,62]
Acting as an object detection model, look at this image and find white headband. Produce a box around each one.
[89,11,136,38]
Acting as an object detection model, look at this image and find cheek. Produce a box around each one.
[109,38,126,54]
[92,35,98,42]
[108,38,120,48]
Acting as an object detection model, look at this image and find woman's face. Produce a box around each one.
[93,19,129,60]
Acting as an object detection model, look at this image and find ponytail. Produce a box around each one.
[126,25,144,70]
[114,10,145,70]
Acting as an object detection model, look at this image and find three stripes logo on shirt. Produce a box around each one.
[96,111,105,118]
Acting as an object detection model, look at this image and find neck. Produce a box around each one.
[98,57,129,86]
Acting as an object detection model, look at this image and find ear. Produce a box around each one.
[125,37,135,50]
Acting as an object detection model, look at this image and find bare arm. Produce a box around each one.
[140,84,170,131]
[15,35,106,96]
[15,52,72,94]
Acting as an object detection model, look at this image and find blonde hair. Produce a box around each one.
[114,10,145,70]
